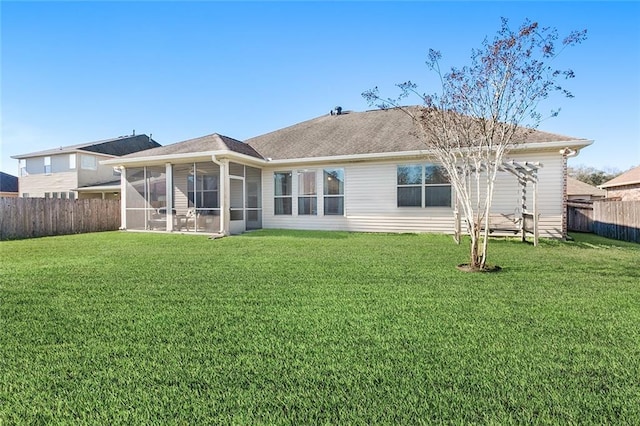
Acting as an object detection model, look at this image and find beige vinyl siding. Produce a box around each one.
[51,154,73,173]
[77,154,117,187]
[261,150,565,238]
[173,165,191,214]
[18,171,78,197]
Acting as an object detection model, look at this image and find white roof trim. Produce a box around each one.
[101,150,265,167]
[100,139,592,168]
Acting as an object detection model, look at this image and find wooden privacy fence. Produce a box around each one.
[567,201,594,233]
[0,198,120,240]
[568,200,639,243]
[592,200,640,243]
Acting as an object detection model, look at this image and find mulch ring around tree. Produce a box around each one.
[456,264,503,273]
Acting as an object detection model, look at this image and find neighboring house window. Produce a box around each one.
[44,156,51,175]
[69,154,76,169]
[274,171,292,215]
[323,168,344,215]
[19,159,27,177]
[44,192,51,198]
[397,164,452,208]
[80,154,97,170]
[298,170,317,215]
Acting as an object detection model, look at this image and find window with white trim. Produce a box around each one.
[323,168,344,215]
[297,170,317,215]
[19,159,27,177]
[397,164,451,208]
[44,157,51,175]
[274,171,292,215]
[69,154,76,170]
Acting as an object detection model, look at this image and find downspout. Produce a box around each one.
[118,166,127,230]
[560,148,577,240]
[211,155,229,236]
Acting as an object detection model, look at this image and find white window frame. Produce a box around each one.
[397,164,452,208]
[274,171,292,215]
[44,156,51,175]
[323,168,345,216]
[297,170,317,215]
[69,153,76,170]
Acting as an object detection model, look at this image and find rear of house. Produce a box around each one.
[104,108,592,239]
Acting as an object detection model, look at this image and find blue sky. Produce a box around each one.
[2,1,639,176]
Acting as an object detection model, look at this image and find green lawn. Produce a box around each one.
[1,230,639,424]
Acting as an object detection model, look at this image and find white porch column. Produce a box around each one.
[120,166,127,229]
[213,156,230,235]
[165,162,173,231]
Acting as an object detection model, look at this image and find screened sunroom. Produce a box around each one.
[123,161,262,234]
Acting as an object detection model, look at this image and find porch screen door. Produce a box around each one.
[229,177,245,234]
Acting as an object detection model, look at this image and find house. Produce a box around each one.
[0,172,19,197]
[566,177,606,201]
[103,108,592,238]
[11,134,161,199]
[599,165,640,201]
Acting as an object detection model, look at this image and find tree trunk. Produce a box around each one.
[470,223,481,269]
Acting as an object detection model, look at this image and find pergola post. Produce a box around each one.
[533,180,539,246]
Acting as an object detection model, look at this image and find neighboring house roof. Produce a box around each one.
[119,133,263,160]
[11,134,161,159]
[0,172,19,192]
[599,165,640,189]
[245,108,589,161]
[567,177,606,197]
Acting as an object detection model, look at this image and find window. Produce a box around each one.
[298,170,317,215]
[397,164,451,208]
[323,168,344,215]
[397,165,423,207]
[274,172,292,215]
[188,174,218,209]
[44,156,51,175]
[80,154,97,170]
[69,154,76,169]
[424,164,451,207]
[19,159,27,177]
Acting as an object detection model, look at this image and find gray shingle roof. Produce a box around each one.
[246,108,584,160]
[0,172,19,193]
[11,134,160,159]
[120,133,263,159]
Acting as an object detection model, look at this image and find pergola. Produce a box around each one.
[453,160,542,246]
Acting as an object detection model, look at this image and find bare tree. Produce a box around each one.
[363,18,586,270]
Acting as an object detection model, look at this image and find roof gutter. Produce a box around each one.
[263,139,594,166]
[101,150,266,167]
[101,139,593,168]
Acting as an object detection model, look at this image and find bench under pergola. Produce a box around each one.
[453,160,541,246]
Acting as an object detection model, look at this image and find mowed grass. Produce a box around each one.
[1,230,639,424]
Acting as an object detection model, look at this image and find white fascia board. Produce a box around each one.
[101,151,267,167]
[513,139,594,152]
[264,150,433,166]
[75,184,121,192]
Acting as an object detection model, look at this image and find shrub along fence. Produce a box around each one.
[0,198,120,240]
